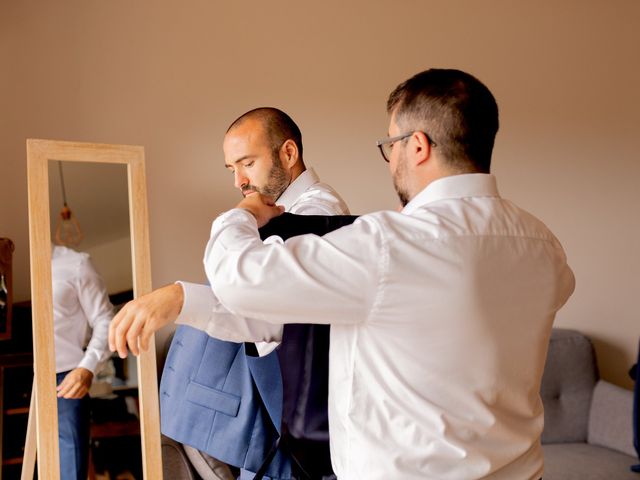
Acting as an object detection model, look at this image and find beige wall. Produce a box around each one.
[1,1,638,388]
[84,236,133,295]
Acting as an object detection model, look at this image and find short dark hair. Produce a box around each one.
[387,69,499,173]
[227,107,304,160]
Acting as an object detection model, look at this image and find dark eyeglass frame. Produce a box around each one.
[376,131,437,163]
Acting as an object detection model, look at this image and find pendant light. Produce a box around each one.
[54,161,84,247]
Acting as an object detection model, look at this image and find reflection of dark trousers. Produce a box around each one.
[56,371,90,480]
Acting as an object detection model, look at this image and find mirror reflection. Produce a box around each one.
[48,161,142,479]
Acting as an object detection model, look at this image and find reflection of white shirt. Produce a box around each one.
[52,246,114,374]
[197,174,575,480]
[177,167,348,354]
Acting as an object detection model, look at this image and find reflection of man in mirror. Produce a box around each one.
[52,244,114,480]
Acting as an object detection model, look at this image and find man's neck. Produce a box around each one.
[410,163,478,203]
[289,163,306,183]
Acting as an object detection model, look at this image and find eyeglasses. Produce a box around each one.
[376,131,436,163]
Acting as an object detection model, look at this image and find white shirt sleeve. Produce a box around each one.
[177,202,350,352]
[176,281,283,343]
[202,209,380,339]
[176,182,350,351]
[75,258,115,374]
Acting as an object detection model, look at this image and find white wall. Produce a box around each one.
[84,236,133,295]
[1,0,638,387]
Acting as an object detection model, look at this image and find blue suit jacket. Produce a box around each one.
[160,214,358,479]
[161,327,291,478]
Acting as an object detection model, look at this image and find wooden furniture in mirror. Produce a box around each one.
[0,238,15,340]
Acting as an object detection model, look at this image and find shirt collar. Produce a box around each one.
[277,168,319,210]
[402,173,500,215]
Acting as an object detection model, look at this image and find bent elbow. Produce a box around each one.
[210,277,243,313]
[207,258,250,314]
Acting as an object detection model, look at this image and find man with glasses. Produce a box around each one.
[113,69,575,479]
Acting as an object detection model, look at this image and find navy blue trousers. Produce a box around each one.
[56,371,90,480]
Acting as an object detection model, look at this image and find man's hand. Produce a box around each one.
[236,193,285,228]
[57,367,93,399]
[108,283,184,358]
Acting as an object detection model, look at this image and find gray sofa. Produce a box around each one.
[541,328,637,479]
[162,328,639,479]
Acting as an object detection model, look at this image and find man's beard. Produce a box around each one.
[392,151,411,207]
[242,154,290,200]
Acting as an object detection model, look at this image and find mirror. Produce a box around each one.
[49,160,141,478]
[26,140,162,480]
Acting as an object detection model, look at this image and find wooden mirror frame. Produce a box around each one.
[26,139,162,480]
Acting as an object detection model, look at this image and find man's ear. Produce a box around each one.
[280,140,299,169]
[412,131,432,167]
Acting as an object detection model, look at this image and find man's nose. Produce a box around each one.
[234,171,248,190]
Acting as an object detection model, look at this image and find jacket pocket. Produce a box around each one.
[185,380,241,417]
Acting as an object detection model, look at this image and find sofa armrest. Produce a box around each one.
[161,435,198,480]
[588,380,636,457]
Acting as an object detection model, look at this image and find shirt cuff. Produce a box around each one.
[77,355,99,375]
[175,281,220,332]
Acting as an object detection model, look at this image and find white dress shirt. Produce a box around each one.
[52,245,114,374]
[177,167,349,355]
[198,173,575,480]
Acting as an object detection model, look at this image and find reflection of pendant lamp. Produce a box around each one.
[54,162,84,247]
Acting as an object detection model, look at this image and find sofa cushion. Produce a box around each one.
[588,380,636,457]
[541,329,598,443]
[542,442,638,480]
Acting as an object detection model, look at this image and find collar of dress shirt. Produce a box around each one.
[276,167,319,210]
[402,173,500,215]
[52,244,70,260]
